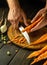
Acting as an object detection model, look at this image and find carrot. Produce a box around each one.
[43,60,47,65]
[19,37,24,43]
[27,51,40,59]
[7,35,19,44]
[27,45,47,59]
[31,33,47,45]
[22,14,44,32]
[21,38,26,43]
[15,38,20,43]
[24,33,47,48]
[31,51,47,65]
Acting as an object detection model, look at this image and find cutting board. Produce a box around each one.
[7,25,47,50]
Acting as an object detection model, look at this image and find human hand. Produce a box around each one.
[23,7,47,33]
[30,5,47,32]
[8,7,28,30]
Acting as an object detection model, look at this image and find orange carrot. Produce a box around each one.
[7,35,19,44]
[15,38,20,43]
[21,38,26,43]
[22,14,44,32]
[27,45,47,59]
[31,33,47,45]
[19,37,24,43]
[31,51,47,65]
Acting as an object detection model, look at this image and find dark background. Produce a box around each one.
[0,0,46,8]
[0,0,46,18]
[19,0,45,8]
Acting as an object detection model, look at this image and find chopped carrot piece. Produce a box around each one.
[19,37,24,43]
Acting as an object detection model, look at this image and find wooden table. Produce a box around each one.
[0,8,46,65]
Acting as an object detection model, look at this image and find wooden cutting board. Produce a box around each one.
[7,25,47,50]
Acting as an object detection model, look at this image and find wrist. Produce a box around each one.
[7,0,20,9]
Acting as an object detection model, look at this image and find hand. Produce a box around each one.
[8,7,28,30]
[30,7,47,32]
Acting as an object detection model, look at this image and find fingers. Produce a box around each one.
[9,20,16,30]
[21,10,29,26]
[7,8,29,29]
[31,8,44,23]
[30,18,47,32]
[15,16,22,29]
[16,15,22,22]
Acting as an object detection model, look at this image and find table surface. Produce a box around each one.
[0,8,46,65]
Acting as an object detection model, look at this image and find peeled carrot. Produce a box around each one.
[7,35,19,44]
[31,51,47,65]
[21,38,26,43]
[25,33,47,47]
[27,45,47,59]
[31,33,47,45]
[19,37,24,43]
[22,14,44,32]
[15,38,20,43]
